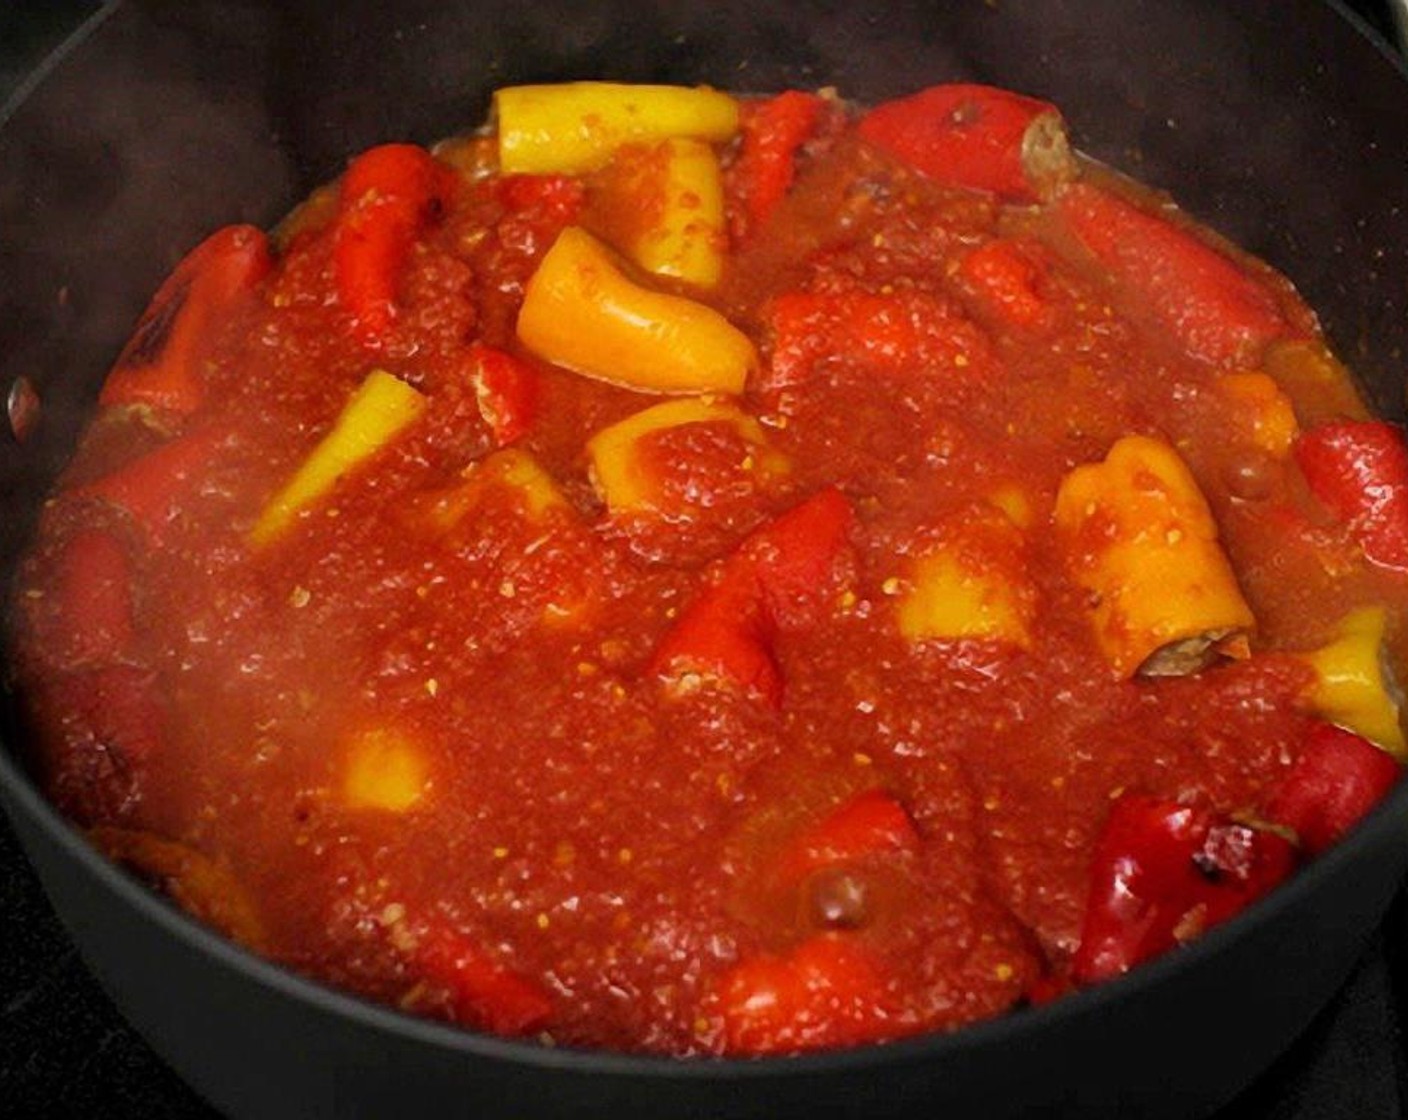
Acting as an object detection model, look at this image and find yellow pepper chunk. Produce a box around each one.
[404,449,594,630]
[894,506,1034,648]
[250,370,425,547]
[586,396,788,515]
[410,447,569,537]
[495,82,739,175]
[343,727,431,812]
[1294,607,1405,756]
[473,447,568,521]
[1054,434,1255,678]
[517,226,755,394]
[602,138,727,288]
[1217,371,1298,456]
[986,483,1035,529]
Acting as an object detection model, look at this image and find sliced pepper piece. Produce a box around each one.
[649,488,855,704]
[717,934,900,1055]
[858,84,1074,202]
[342,726,431,813]
[32,665,164,824]
[598,137,727,288]
[249,369,426,548]
[1216,371,1298,457]
[651,576,782,706]
[494,82,739,175]
[465,343,538,447]
[90,826,267,950]
[1266,723,1401,855]
[1057,183,1292,368]
[406,449,596,630]
[413,922,553,1036]
[777,789,920,884]
[585,396,787,517]
[1054,435,1255,679]
[41,529,135,671]
[737,486,856,628]
[762,289,994,390]
[1291,607,1405,755]
[1071,794,1296,985]
[71,426,230,548]
[894,504,1035,649]
[952,238,1056,333]
[517,226,755,394]
[100,225,272,416]
[1294,419,1408,573]
[333,144,456,346]
[986,483,1035,530]
[728,90,826,241]
[408,447,570,538]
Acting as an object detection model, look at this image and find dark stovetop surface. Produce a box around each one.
[3,2,1408,1116]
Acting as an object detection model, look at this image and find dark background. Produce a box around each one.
[2,2,1407,1117]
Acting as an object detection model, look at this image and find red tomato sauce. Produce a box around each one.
[9,83,1407,1056]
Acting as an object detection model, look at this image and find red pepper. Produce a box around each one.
[763,289,994,390]
[1023,973,1074,1007]
[650,576,782,706]
[71,427,229,547]
[717,935,900,1054]
[99,225,272,416]
[413,923,553,1036]
[728,90,826,242]
[777,788,920,883]
[1071,794,1296,985]
[1293,420,1408,573]
[857,83,1072,202]
[36,665,164,823]
[952,238,1055,333]
[1267,723,1401,855]
[465,343,538,446]
[45,530,135,671]
[649,489,854,705]
[738,485,855,626]
[1056,183,1292,368]
[333,144,456,346]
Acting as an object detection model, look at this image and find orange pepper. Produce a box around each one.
[517,226,755,394]
[1054,435,1255,678]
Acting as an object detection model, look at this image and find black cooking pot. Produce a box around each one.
[4,2,1408,1117]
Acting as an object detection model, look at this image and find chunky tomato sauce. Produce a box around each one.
[9,82,1407,1056]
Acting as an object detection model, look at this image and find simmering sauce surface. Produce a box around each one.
[11,84,1407,1055]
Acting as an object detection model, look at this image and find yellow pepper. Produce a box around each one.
[410,447,570,537]
[343,727,431,812]
[586,396,788,515]
[986,483,1036,530]
[495,82,739,175]
[1216,371,1298,456]
[517,226,755,394]
[405,449,594,629]
[1054,434,1255,678]
[893,505,1035,648]
[1292,607,1405,756]
[599,138,727,288]
[250,369,424,548]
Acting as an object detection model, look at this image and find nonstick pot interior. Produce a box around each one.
[3,2,1408,1117]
